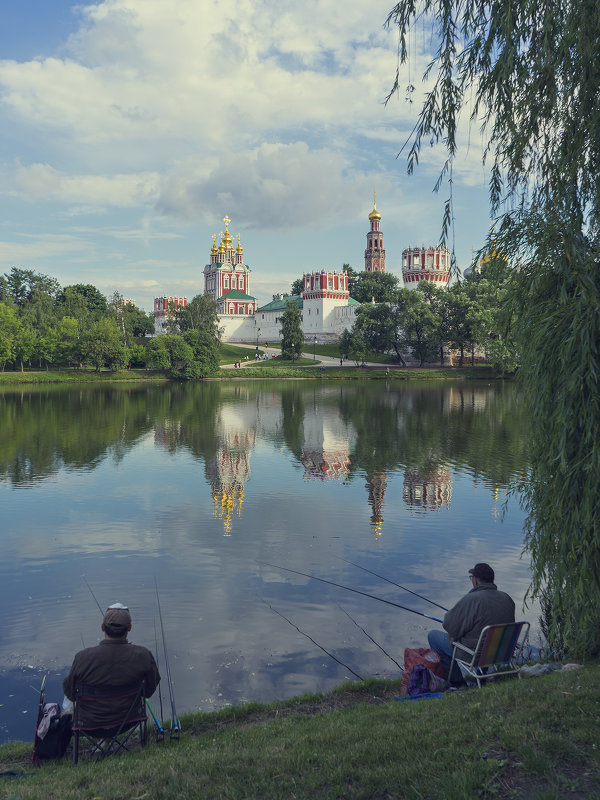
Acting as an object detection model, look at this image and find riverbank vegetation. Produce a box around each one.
[386,0,600,661]
[1,666,598,799]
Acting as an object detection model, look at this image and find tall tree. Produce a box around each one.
[174,294,222,338]
[387,0,600,655]
[279,301,303,363]
[57,284,108,322]
[351,271,399,304]
[290,278,304,296]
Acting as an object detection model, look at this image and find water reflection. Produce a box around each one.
[0,380,533,742]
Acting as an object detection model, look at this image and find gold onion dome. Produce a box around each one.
[236,234,243,254]
[368,192,381,220]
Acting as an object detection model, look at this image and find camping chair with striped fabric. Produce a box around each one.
[449,621,530,688]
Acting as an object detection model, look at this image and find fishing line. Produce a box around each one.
[81,575,104,615]
[261,563,443,624]
[338,606,404,671]
[268,605,364,681]
[336,557,448,611]
[154,577,181,739]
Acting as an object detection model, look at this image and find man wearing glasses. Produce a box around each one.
[428,563,515,684]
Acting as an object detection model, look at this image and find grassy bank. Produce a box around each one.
[1,666,598,799]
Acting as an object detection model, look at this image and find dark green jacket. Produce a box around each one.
[443,582,515,652]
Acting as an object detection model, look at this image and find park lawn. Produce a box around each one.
[0,665,598,799]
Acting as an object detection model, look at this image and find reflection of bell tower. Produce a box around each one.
[365,471,387,536]
[205,418,256,535]
[403,466,452,509]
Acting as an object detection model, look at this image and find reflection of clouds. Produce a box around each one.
[0,382,536,740]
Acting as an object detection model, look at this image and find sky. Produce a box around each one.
[0,0,494,312]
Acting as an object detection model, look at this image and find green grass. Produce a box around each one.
[1,666,598,799]
[0,363,509,385]
[0,368,166,385]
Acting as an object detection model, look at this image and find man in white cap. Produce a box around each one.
[63,603,160,727]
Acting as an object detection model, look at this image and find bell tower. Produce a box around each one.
[364,193,385,272]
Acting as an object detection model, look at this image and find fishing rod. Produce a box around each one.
[82,575,104,615]
[335,557,448,612]
[261,563,443,624]
[154,577,181,739]
[145,698,165,739]
[338,606,403,672]
[154,615,165,730]
[268,605,364,681]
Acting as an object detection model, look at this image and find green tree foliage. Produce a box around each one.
[387,0,600,654]
[173,294,222,339]
[0,303,20,370]
[351,271,399,303]
[57,284,107,322]
[342,264,359,297]
[353,303,398,355]
[280,301,303,362]
[338,327,369,366]
[290,278,304,296]
[395,288,441,367]
[1,268,60,308]
[80,318,128,372]
[55,317,81,367]
[183,329,220,377]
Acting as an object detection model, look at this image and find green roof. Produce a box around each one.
[257,295,303,312]
[219,289,256,301]
[348,297,360,306]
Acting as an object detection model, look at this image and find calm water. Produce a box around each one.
[0,380,536,742]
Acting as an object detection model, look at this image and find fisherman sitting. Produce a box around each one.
[63,603,161,727]
[427,563,515,684]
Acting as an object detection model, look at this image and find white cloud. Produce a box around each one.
[157,142,374,230]
[0,233,88,265]
[7,162,160,206]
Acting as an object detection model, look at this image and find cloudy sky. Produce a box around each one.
[0,0,493,312]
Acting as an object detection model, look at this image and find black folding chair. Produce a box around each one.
[72,680,147,764]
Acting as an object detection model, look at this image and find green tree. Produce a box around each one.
[80,318,128,371]
[387,0,600,655]
[338,327,369,366]
[174,294,222,339]
[280,301,303,362]
[353,303,397,354]
[55,316,81,367]
[290,278,304,296]
[351,271,399,304]
[0,303,20,370]
[183,329,220,377]
[57,284,107,322]
[342,264,359,297]
[394,288,441,367]
[1,268,60,309]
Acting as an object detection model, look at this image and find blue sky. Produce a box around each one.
[0,0,493,312]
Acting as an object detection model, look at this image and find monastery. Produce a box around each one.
[153,199,450,342]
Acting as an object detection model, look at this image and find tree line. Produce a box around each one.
[0,268,221,377]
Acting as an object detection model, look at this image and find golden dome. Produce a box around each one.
[211,234,217,254]
[236,233,243,254]
[368,191,381,220]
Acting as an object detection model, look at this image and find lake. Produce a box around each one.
[0,379,537,742]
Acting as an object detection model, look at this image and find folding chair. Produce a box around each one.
[72,680,147,764]
[449,621,530,688]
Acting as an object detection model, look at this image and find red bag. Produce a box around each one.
[400,648,444,696]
